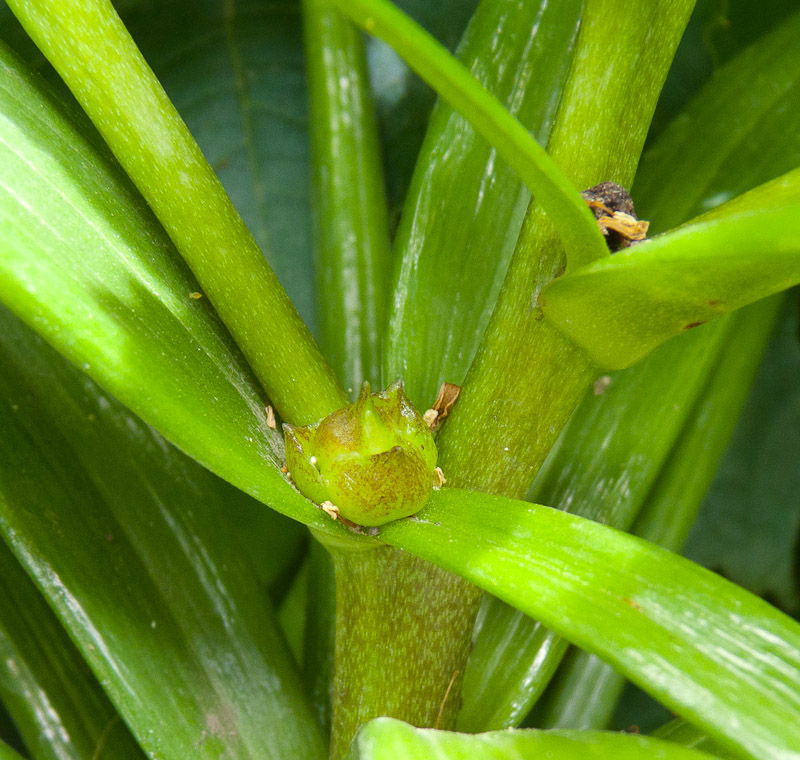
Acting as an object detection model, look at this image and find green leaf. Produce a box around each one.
[328,0,608,273]
[380,489,800,760]
[540,199,800,369]
[0,539,146,760]
[0,308,327,760]
[459,315,735,732]
[527,296,782,733]
[303,0,391,392]
[7,0,347,423]
[120,0,319,335]
[683,298,800,612]
[635,6,800,232]
[0,40,361,538]
[382,0,583,408]
[348,718,719,760]
[654,719,739,759]
[0,739,26,760]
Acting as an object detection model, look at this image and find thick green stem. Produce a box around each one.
[303,0,391,393]
[438,0,696,497]
[319,537,481,760]
[8,0,347,424]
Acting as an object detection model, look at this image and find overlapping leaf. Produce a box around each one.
[0,308,327,760]
[380,490,800,760]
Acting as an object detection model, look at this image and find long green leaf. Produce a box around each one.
[528,293,780,733]
[0,539,145,760]
[327,0,607,273]
[6,0,347,423]
[541,201,800,369]
[382,0,583,408]
[380,489,800,760]
[0,308,327,760]
[0,40,359,540]
[303,0,391,392]
[348,718,719,760]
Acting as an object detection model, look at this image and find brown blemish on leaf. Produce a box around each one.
[425,382,461,431]
[581,181,649,252]
[683,322,705,331]
[622,597,643,611]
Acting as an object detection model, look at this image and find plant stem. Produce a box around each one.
[326,0,607,272]
[438,0,696,497]
[317,535,481,760]
[303,0,391,393]
[8,0,347,425]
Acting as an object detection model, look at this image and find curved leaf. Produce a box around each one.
[654,719,738,759]
[540,201,800,369]
[0,40,359,539]
[380,490,800,760]
[0,308,327,760]
[349,718,719,760]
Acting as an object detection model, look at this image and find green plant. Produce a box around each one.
[1,0,799,758]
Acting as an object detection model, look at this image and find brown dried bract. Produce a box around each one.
[425,382,461,431]
[581,181,649,252]
[265,405,277,429]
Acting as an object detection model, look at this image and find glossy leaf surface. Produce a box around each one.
[0,539,145,760]
[380,489,800,760]
[382,0,582,407]
[0,40,356,539]
[348,718,718,760]
[6,0,347,424]
[0,308,327,760]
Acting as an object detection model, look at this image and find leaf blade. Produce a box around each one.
[380,490,800,760]
[349,718,721,760]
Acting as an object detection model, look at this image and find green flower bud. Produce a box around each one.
[283,381,438,527]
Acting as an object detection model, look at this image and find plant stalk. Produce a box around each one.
[8,0,348,425]
[318,536,481,760]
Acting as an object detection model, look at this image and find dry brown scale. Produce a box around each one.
[580,181,649,253]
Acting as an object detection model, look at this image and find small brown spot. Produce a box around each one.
[683,322,704,331]
[622,597,642,611]
[708,299,720,307]
[426,382,461,431]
